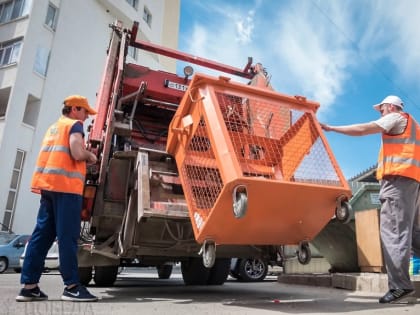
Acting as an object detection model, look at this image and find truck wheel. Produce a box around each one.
[79,266,93,286]
[0,258,8,273]
[181,258,210,285]
[94,265,118,286]
[207,258,230,285]
[157,264,173,279]
[238,258,268,282]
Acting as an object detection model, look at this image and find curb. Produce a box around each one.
[278,273,420,297]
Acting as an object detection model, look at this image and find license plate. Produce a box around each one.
[164,80,188,92]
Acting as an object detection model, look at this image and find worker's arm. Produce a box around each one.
[320,122,384,136]
[69,132,97,164]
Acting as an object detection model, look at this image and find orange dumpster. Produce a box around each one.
[166,73,351,247]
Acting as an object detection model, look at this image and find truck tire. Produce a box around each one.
[207,258,230,285]
[157,264,173,279]
[94,265,118,286]
[237,258,268,282]
[181,258,210,285]
[79,266,93,286]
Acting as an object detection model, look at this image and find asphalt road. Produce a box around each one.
[1,267,419,315]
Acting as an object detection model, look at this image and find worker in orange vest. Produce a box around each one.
[321,95,420,304]
[16,95,99,302]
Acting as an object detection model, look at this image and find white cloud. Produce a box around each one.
[188,25,208,56]
[180,0,420,114]
[235,10,255,44]
[267,1,354,112]
[183,6,259,73]
[184,1,256,45]
[182,1,355,112]
[347,0,420,108]
[383,1,420,86]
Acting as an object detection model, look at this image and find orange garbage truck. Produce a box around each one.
[77,21,352,286]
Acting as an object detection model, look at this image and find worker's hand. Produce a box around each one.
[86,151,97,164]
[319,123,332,131]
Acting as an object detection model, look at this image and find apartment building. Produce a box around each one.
[0,0,180,233]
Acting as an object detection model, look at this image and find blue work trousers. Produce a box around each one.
[20,190,82,286]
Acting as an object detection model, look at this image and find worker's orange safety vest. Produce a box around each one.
[376,113,420,182]
[31,116,86,195]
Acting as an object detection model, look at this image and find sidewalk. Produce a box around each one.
[278,273,420,297]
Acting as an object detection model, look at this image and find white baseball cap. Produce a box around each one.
[373,95,404,111]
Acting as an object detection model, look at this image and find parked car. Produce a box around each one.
[20,240,60,272]
[230,258,269,282]
[0,233,30,273]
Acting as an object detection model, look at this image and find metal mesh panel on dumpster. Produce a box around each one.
[180,117,223,224]
[216,92,341,185]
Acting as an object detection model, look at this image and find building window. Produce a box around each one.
[34,46,50,76]
[22,95,40,127]
[0,87,11,118]
[2,149,25,232]
[143,6,152,27]
[44,2,58,30]
[0,0,25,24]
[0,102,7,117]
[126,0,138,10]
[0,39,22,66]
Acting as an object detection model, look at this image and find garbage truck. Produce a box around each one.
[77,21,352,286]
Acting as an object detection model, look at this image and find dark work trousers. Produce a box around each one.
[379,176,420,290]
[20,190,82,286]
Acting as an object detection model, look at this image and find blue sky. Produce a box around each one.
[177,0,420,179]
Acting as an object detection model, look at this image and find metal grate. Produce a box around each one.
[181,117,223,217]
[215,92,341,186]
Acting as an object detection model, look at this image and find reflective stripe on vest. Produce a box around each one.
[34,166,85,181]
[376,114,420,182]
[41,145,71,154]
[31,116,86,195]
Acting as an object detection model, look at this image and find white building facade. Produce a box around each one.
[0,0,180,234]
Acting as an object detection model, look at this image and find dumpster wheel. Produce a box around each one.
[233,185,248,218]
[201,240,216,268]
[335,197,353,224]
[297,241,311,265]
